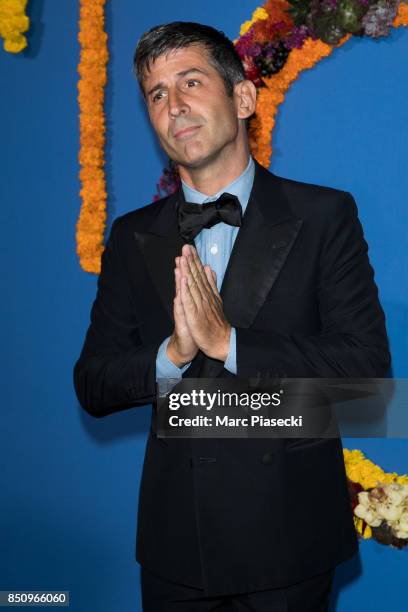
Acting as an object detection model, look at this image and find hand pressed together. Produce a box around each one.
[167,244,232,367]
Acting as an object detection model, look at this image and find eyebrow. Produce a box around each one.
[146,67,209,97]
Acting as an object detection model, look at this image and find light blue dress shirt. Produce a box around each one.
[156,156,255,380]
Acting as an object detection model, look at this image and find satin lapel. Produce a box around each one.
[198,162,303,378]
[220,161,303,328]
[134,191,187,322]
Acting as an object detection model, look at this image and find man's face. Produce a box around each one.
[142,45,241,169]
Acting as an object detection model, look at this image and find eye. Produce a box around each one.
[186,79,200,88]
[152,90,166,103]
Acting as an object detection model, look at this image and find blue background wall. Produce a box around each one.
[1,1,407,610]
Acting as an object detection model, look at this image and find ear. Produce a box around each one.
[234,79,257,120]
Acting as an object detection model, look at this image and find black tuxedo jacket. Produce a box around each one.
[74,160,390,596]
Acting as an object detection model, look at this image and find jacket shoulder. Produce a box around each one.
[111,194,173,233]
[275,172,357,218]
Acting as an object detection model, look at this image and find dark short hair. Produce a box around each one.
[133,21,245,97]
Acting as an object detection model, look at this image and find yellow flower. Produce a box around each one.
[0,0,29,53]
[240,7,269,37]
[344,448,408,493]
[354,516,364,535]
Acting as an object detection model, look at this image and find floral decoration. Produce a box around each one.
[0,0,29,53]
[76,0,109,274]
[344,449,408,547]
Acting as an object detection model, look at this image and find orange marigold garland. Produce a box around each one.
[77,0,109,274]
[240,0,407,168]
[394,0,408,25]
[249,36,349,167]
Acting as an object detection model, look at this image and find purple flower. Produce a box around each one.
[285,24,310,49]
[249,43,263,58]
[154,165,180,200]
[235,31,255,58]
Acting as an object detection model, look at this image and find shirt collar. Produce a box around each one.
[181,156,255,215]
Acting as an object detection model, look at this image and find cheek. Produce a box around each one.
[213,115,238,142]
[149,109,168,136]
[212,103,237,131]
[155,118,168,138]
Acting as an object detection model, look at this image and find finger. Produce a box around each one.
[174,269,184,317]
[174,258,182,305]
[188,246,212,293]
[204,265,218,295]
[182,245,207,291]
[203,267,223,318]
[180,255,204,305]
[180,275,198,315]
[174,267,181,303]
[175,268,194,330]
[185,252,213,305]
[203,265,215,289]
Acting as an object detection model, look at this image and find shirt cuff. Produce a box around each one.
[156,336,191,381]
[224,327,237,374]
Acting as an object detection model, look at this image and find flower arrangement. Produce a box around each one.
[354,485,408,545]
[0,0,29,53]
[344,449,408,547]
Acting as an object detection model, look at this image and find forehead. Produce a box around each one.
[142,45,216,84]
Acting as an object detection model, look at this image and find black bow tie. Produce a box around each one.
[177,192,243,242]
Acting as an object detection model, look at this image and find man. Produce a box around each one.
[74,22,390,611]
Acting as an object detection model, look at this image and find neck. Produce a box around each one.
[178,139,251,196]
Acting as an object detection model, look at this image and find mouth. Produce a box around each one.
[173,125,201,140]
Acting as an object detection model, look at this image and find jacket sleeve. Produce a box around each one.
[73,218,162,418]
[236,192,391,378]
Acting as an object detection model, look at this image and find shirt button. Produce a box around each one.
[210,244,218,255]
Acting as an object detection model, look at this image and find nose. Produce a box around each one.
[168,88,189,119]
